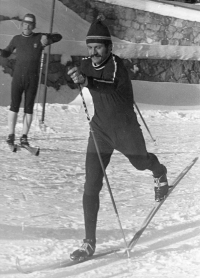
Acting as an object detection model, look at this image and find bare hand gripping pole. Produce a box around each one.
[78,85,130,258]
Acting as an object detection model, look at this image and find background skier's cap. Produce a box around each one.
[22,14,36,26]
[86,15,112,44]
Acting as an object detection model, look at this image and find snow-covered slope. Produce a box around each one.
[0,103,200,277]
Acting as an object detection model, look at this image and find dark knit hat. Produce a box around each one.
[22,14,36,27]
[86,15,112,44]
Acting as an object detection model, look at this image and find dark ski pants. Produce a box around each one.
[83,126,166,241]
[84,130,165,196]
[10,72,39,114]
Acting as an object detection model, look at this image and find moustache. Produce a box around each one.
[90,54,102,58]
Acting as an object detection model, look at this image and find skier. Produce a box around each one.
[0,13,62,147]
[68,16,169,261]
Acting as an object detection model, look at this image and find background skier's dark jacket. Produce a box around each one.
[0,32,62,74]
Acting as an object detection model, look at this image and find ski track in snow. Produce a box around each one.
[0,104,200,278]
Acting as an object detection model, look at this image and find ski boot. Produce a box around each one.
[70,239,96,261]
[6,134,15,146]
[20,134,29,147]
[154,166,169,202]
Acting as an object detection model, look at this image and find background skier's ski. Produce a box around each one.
[9,144,40,156]
[128,156,199,250]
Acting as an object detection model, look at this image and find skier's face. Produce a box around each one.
[87,43,112,65]
[22,22,34,36]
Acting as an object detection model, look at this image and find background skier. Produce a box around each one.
[0,13,62,147]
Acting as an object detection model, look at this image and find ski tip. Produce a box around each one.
[35,148,40,156]
[8,144,18,153]
[12,146,17,153]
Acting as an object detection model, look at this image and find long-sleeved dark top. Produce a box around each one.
[80,53,135,130]
[0,32,62,74]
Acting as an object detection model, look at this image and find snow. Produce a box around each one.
[0,103,200,278]
[0,0,200,278]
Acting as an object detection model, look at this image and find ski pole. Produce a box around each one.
[36,48,45,104]
[134,102,156,143]
[34,48,45,133]
[78,85,130,258]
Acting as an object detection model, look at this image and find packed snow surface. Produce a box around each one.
[0,103,200,278]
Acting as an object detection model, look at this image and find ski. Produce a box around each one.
[8,144,18,153]
[21,144,40,156]
[16,248,121,274]
[9,144,40,156]
[15,157,199,274]
[128,156,199,251]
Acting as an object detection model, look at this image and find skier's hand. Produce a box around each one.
[67,66,88,86]
[41,35,48,47]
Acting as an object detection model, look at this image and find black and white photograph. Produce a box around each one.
[0,0,200,277]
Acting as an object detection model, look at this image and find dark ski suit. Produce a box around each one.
[0,32,62,114]
[80,53,166,241]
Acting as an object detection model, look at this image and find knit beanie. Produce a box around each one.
[86,15,112,44]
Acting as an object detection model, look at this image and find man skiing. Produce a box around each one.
[0,13,62,147]
[68,16,169,261]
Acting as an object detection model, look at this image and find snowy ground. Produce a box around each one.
[0,103,200,278]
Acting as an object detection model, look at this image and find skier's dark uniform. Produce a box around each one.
[0,13,62,147]
[68,16,169,261]
[81,54,163,195]
[0,32,62,114]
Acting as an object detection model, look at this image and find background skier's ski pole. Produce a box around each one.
[34,48,45,134]
[36,48,45,104]
[134,102,156,143]
[78,85,130,258]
